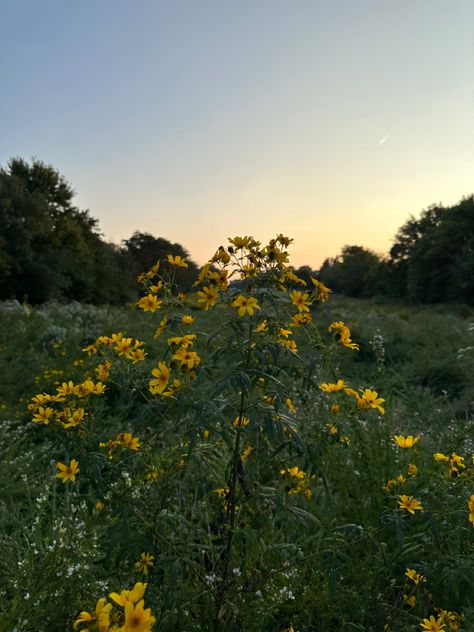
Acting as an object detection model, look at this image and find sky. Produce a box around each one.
[0,0,473,268]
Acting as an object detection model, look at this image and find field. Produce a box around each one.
[1,244,473,632]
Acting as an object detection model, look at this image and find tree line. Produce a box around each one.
[0,157,472,304]
[318,195,474,304]
[0,158,199,303]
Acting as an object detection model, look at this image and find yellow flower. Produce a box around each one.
[256,319,268,333]
[393,435,420,448]
[127,347,147,363]
[167,334,196,348]
[172,348,201,370]
[121,433,141,450]
[241,446,253,461]
[32,406,55,425]
[231,295,260,317]
[285,398,296,414]
[153,317,168,338]
[331,403,341,414]
[310,277,332,302]
[228,235,255,249]
[148,281,163,294]
[182,315,195,325]
[95,361,112,381]
[353,389,385,414]
[135,552,154,576]
[289,290,312,312]
[56,381,77,396]
[407,463,418,476]
[56,459,80,483]
[197,284,219,310]
[419,615,446,631]
[232,415,250,428]
[73,598,112,630]
[403,593,416,607]
[468,494,474,526]
[319,379,346,393]
[149,362,170,395]
[63,407,85,429]
[328,321,359,350]
[434,452,450,462]
[398,495,423,515]
[137,294,162,313]
[110,582,147,607]
[167,254,188,268]
[405,568,426,584]
[278,338,298,352]
[290,312,312,326]
[123,598,156,631]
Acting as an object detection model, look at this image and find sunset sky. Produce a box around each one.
[1,0,472,268]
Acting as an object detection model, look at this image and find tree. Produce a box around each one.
[319,245,388,298]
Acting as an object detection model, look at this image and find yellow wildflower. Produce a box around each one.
[182,315,195,325]
[120,433,141,450]
[137,294,162,313]
[110,582,147,607]
[398,495,423,515]
[290,312,312,326]
[403,593,416,607]
[419,615,446,631]
[56,459,80,483]
[393,435,420,448]
[348,388,385,414]
[95,361,112,381]
[289,290,312,313]
[241,446,253,460]
[231,295,260,317]
[232,415,250,428]
[197,284,219,310]
[135,552,154,576]
[405,568,426,584]
[167,254,188,267]
[310,277,332,302]
[468,494,474,526]
[319,379,346,393]
[167,334,196,348]
[73,598,112,630]
[63,408,85,429]
[32,406,55,425]
[149,362,170,395]
[256,319,268,333]
[407,463,418,476]
[328,321,359,350]
[173,348,201,370]
[154,317,168,338]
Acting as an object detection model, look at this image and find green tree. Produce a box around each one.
[0,157,135,304]
[319,245,387,298]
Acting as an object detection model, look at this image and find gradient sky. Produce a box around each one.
[1,1,473,268]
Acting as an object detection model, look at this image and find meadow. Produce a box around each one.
[0,237,473,632]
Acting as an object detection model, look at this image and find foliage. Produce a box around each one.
[1,238,473,631]
[0,158,197,304]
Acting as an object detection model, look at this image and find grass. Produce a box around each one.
[0,293,473,632]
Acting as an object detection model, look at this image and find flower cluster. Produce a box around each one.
[73,582,155,631]
[279,466,315,499]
